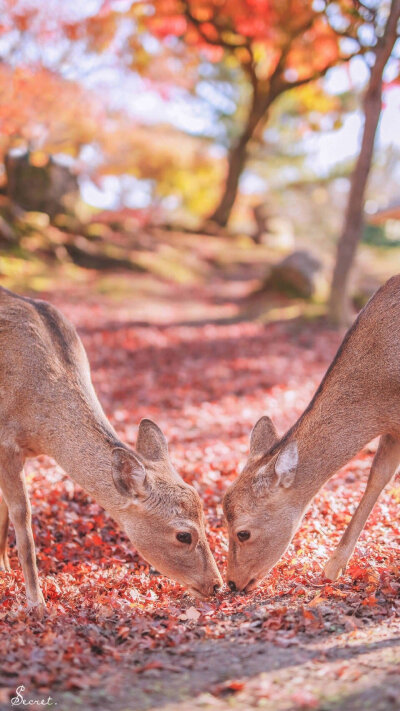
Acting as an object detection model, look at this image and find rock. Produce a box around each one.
[264,250,322,299]
[5,152,78,218]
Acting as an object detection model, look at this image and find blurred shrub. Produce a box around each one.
[363,224,400,248]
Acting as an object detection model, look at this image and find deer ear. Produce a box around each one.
[112,448,146,498]
[250,416,279,458]
[275,441,298,488]
[136,418,169,461]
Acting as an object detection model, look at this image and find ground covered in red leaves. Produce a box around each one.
[1,278,400,711]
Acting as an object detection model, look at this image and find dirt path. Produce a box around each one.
[46,617,400,711]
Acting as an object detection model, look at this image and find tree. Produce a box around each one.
[0,3,111,181]
[0,65,104,163]
[144,0,366,226]
[328,0,400,325]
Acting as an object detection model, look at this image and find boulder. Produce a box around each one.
[5,152,78,218]
[264,250,322,299]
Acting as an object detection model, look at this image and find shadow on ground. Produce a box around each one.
[49,624,400,711]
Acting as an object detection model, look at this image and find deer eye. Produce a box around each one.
[237,530,251,542]
[176,532,192,544]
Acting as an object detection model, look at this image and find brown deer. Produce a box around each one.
[0,287,222,613]
[223,275,400,593]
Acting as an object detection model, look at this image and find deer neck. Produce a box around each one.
[287,380,380,504]
[42,392,127,516]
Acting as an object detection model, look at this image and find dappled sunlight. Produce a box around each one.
[141,623,400,711]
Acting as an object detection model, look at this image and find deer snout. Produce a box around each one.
[206,567,223,596]
[228,577,257,594]
[189,574,222,599]
[206,572,223,596]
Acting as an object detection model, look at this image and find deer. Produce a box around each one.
[223,275,400,593]
[0,287,222,614]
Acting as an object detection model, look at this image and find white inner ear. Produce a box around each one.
[131,458,147,484]
[275,441,298,485]
[112,448,147,499]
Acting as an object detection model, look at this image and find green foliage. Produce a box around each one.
[363,223,400,248]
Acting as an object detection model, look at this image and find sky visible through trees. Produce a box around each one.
[0,0,399,213]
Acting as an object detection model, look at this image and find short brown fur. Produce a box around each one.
[223,276,400,591]
[0,288,222,612]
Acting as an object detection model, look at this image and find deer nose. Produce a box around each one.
[213,583,221,595]
[228,580,237,592]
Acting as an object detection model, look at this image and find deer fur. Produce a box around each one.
[223,275,400,592]
[0,287,222,613]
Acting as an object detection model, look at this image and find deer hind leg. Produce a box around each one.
[324,434,400,581]
[0,448,45,614]
[0,496,10,571]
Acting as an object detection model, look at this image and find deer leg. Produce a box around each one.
[0,496,10,571]
[0,450,45,614]
[324,434,400,581]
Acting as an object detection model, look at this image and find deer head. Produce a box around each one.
[223,416,305,593]
[113,419,222,598]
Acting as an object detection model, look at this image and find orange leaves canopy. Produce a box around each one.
[0,65,105,161]
[145,0,347,84]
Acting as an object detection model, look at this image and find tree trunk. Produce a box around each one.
[328,0,400,325]
[209,134,251,227]
[208,92,267,228]
[328,84,383,324]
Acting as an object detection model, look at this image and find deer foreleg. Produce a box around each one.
[324,434,400,581]
[0,448,44,614]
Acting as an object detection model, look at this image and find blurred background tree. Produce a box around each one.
[329,0,400,324]
[143,0,366,228]
[0,0,400,322]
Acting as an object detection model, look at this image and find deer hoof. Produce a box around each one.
[27,594,46,619]
[0,551,11,572]
[324,557,345,581]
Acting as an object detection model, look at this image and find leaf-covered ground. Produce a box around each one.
[1,275,400,711]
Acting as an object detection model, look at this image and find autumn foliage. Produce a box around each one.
[148,0,348,79]
[0,3,400,706]
[0,65,105,164]
[139,0,365,225]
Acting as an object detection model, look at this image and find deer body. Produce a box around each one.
[0,287,221,612]
[223,276,400,592]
